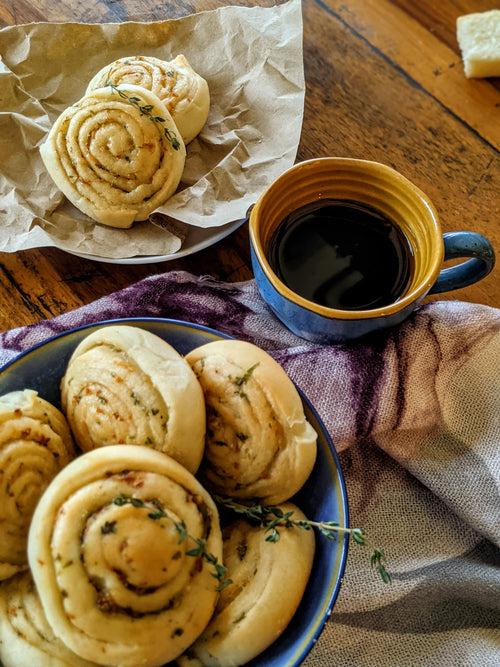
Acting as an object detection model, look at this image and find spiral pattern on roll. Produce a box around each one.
[86,55,210,144]
[28,445,222,667]
[196,357,286,488]
[180,503,315,667]
[40,84,186,228]
[61,325,206,473]
[0,390,74,581]
[186,340,317,504]
[0,573,93,667]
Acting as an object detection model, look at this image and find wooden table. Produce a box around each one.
[0,0,498,330]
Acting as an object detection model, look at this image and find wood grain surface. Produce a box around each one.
[0,0,498,330]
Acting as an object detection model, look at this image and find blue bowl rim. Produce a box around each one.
[0,316,350,666]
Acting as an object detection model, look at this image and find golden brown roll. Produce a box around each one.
[87,54,210,144]
[186,340,317,504]
[179,503,315,666]
[40,84,185,228]
[0,390,74,581]
[0,573,94,667]
[28,445,223,667]
[61,325,205,473]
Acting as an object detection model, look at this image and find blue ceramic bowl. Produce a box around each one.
[0,317,349,667]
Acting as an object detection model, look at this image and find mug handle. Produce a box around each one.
[429,231,495,294]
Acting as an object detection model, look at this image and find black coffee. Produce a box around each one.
[268,199,413,311]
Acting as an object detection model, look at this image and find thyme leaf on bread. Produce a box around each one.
[214,496,391,584]
[110,494,231,591]
[233,363,259,387]
[105,81,181,150]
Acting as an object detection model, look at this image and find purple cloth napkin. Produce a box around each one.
[1,271,499,666]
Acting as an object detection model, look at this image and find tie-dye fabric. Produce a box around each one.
[1,271,499,666]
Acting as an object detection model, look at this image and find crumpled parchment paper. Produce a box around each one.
[0,0,304,258]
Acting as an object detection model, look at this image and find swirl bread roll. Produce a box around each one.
[179,503,315,666]
[0,390,74,581]
[61,325,205,473]
[87,55,210,144]
[28,445,223,667]
[186,341,317,504]
[0,573,94,667]
[40,84,185,228]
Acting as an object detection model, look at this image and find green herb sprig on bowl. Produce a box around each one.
[214,496,391,584]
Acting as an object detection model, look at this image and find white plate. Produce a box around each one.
[67,218,246,265]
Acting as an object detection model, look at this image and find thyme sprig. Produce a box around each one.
[105,82,181,151]
[233,363,259,387]
[111,494,231,591]
[214,496,391,584]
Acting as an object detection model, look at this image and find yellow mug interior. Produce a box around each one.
[249,157,444,320]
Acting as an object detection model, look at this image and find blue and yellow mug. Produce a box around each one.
[249,158,495,343]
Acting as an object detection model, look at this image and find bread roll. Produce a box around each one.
[28,445,223,667]
[186,340,317,503]
[61,325,205,473]
[179,503,315,666]
[40,84,185,228]
[0,573,94,667]
[457,10,500,78]
[0,390,74,581]
[87,55,210,144]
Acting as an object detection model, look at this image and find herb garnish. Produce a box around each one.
[130,392,141,406]
[214,496,391,584]
[233,611,247,624]
[233,363,259,387]
[110,495,231,591]
[113,494,144,508]
[106,82,181,150]
[236,542,247,560]
[101,521,117,535]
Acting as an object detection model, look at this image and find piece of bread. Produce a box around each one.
[178,503,315,666]
[0,573,94,667]
[28,445,223,667]
[0,390,75,581]
[457,10,500,78]
[40,84,186,228]
[61,325,205,473]
[186,340,317,504]
[87,55,210,144]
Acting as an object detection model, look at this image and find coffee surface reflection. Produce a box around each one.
[268,199,413,311]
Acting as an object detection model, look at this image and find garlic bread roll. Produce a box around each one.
[28,445,223,667]
[186,341,317,503]
[0,573,94,667]
[40,84,185,228]
[180,503,315,666]
[61,325,205,473]
[87,55,210,144]
[0,390,74,581]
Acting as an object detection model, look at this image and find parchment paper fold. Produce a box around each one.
[0,0,304,258]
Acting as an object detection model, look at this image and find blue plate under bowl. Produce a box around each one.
[0,317,349,667]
